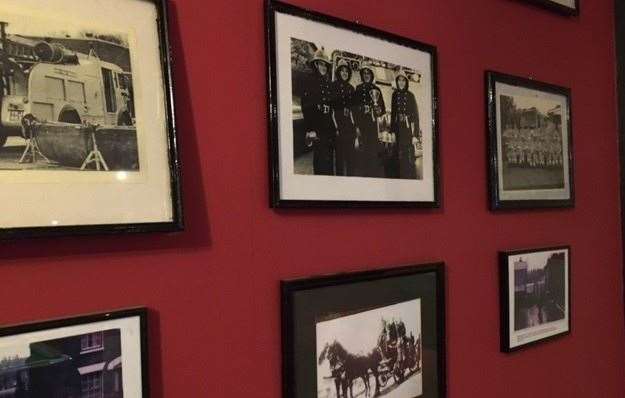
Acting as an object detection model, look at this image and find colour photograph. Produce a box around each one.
[500,247,570,351]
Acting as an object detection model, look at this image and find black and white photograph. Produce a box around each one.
[282,263,445,398]
[487,71,574,210]
[0,308,148,398]
[0,0,182,239]
[291,39,425,181]
[500,247,571,352]
[317,300,423,398]
[267,1,439,207]
[0,20,137,172]
[521,0,579,16]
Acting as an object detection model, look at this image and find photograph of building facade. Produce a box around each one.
[513,252,566,331]
[0,328,123,398]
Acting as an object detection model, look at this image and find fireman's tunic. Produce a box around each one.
[353,80,386,177]
[331,69,357,176]
[301,71,336,175]
[391,81,419,179]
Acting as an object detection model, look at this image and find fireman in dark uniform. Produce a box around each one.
[390,69,420,179]
[331,59,357,176]
[301,47,336,175]
[353,62,385,177]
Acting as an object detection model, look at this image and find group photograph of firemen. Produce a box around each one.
[291,39,425,181]
[498,94,566,191]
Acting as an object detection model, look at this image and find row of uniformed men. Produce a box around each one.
[301,48,421,178]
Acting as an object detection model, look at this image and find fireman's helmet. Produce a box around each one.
[335,59,352,81]
[336,59,350,70]
[359,61,374,75]
[310,47,331,67]
[395,69,410,89]
[359,61,376,83]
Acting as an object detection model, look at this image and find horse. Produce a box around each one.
[319,340,382,398]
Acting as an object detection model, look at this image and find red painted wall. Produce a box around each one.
[1,0,624,396]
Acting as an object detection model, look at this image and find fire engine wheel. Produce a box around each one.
[0,133,6,148]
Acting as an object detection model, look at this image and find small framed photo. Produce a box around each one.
[267,0,439,208]
[522,0,579,16]
[499,246,571,352]
[486,71,574,210]
[0,307,149,397]
[0,0,182,239]
[282,263,445,398]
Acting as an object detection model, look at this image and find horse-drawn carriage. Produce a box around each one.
[318,320,422,398]
[376,332,421,388]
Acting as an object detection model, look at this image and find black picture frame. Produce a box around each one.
[499,246,571,352]
[266,0,440,208]
[0,307,150,397]
[521,0,579,16]
[486,71,575,210]
[282,263,446,398]
[0,0,183,240]
[615,0,625,333]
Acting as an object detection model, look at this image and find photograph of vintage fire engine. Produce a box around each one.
[317,299,422,398]
[291,38,424,180]
[0,329,124,398]
[0,16,138,172]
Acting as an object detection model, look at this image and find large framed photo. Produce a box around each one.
[486,71,574,210]
[282,263,445,398]
[0,307,149,397]
[267,1,439,208]
[521,0,579,16]
[0,0,182,239]
[499,246,571,352]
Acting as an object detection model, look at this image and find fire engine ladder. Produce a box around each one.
[80,126,109,171]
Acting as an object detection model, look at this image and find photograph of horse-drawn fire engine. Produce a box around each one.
[282,264,444,398]
[317,299,422,398]
[0,15,138,172]
[291,38,424,180]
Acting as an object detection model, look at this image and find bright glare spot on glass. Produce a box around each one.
[116,172,128,181]
[51,220,59,226]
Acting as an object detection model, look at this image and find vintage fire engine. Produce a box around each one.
[0,22,137,170]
